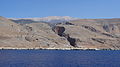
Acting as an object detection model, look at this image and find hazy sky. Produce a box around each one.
[0,0,120,18]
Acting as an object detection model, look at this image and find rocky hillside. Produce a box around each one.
[56,19,120,50]
[1,16,120,50]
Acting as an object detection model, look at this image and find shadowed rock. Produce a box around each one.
[52,26,77,47]
[64,34,77,47]
[92,38,105,44]
[82,25,100,33]
[52,26,65,36]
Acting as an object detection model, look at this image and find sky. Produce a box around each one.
[0,0,120,18]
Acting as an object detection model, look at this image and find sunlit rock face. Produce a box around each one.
[0,17,71,49]
[1,16,120,49]
[55,18,120,49]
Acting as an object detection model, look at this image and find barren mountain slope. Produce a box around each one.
[1,16,120,50]
[55,19,120,49]
[0,17,71,49]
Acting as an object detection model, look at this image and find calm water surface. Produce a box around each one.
[0,50,120,67]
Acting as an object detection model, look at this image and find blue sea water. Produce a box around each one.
[0,50,120,67]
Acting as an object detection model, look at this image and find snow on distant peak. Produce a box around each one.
[10,16,79,23]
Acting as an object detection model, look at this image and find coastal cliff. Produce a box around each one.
[1,16,120,50]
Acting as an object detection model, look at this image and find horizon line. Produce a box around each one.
[1,16,120,19]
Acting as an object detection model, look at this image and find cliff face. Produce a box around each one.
[1,16,120,50]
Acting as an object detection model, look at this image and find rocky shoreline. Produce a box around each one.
[0,47,118,50]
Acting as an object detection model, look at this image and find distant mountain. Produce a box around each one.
[1,16,120,50]
[10,16,79,23]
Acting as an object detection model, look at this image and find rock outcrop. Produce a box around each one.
[1,16,120,50]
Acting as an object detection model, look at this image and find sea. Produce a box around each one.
[0,50,120,67]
